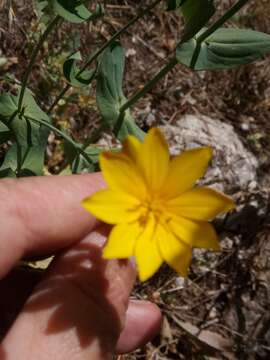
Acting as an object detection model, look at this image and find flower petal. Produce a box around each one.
[138,128,170,192]
[82,189,141,224]
[103,222,141,259]
[100,152,146,198]
[166,187,235,221]
[161,147,213,199]
[169,216,220,250]
[156,223,192,277]
[122,135,142,162]
[135,214,163,281]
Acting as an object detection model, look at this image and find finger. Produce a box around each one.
[0,173,104,278]
[2,225,137,359]
[0,272,162,354]
[116,300,162,354]
[0,272,163,354]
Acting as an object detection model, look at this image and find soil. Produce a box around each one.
[0,1,270,359]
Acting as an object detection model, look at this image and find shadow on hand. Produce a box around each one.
[22,231,129,356]
[0,346,5,359]
[0,266,43,340]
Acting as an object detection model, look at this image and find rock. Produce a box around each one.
[161,115,258,192]
[97,133,120,149]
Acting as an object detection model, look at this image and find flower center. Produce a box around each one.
[139,196,166,225]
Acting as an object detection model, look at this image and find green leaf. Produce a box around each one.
[0,143,43,177]
[21,88,50,121]
[181,0,215,42]
[96,42,145,141]
[0,121,11,143]
[166,1,215,40]
[0,167,17,179]
[0,89,50,176]
[10,117,49,176]
[166,0,183,11]
[51,0,91,23]
[0,92,18,119]
[36,0,49,15]
[74,146,120,173]
[0,144,19,175]
[34,0,54,27]
[64,139,101,174]
[63,51,96,87]
[15,91,50,175]
[72,154,95,174]
[176,28,270,70]
[35,0,51,18]
[49,0,104,23]
[91,3,105,19]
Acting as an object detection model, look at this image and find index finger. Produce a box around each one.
[0,173,104,278]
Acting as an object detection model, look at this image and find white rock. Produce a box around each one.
[161,115,258,192]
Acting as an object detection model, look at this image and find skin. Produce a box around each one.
[0,174,162,359]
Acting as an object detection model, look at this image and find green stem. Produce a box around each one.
[15,144,22,176]
[113,57,177,138]
[119,57,177,114]
[72,124,108,174]
[48,0,162,114]
[7,109,19,125]
[48,85,69,114]
[27,116,93,167]
[79,0,162,75]
[189,42,202,69]
[18,16,60,113]
[197,0,250,43]
[188,0,250,69]
[71,156,81,174]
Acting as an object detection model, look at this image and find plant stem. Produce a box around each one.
[197,0,250,43]
[188,0,250,69]
[48,0,163,114]
[18,16,60,113]
[119,57,177,114]
[79,0,162,75]
[71,123,108,174]
[112,57,177,137]
[48,85,69,114]
[27,116,93,167]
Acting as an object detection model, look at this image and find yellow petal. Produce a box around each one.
[138,128,170,192]
[82,189,141,224]
[103,222,141,259]
[166,187,235,221]
[135,214,163,281]
[161,147,213,199]
[100,152,146,198]
[156,223,192,277]
[194,227,220,250]
[169,216,220,250]
[122,135,142,162]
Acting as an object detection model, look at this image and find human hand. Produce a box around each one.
[0,174,162,359]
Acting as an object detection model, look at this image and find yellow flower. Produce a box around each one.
[82,128,235,281]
